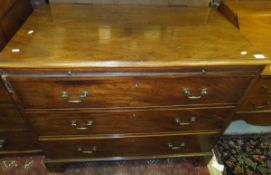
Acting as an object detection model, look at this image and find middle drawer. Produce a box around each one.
[27,108,232,136]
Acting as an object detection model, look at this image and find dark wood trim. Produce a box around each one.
[24,104,237,113]
[25,105,236,114]
[0,149,42,155]
[3,65,263,75]
[45,152,212,163]
[236,110,271,114]
[39,131,220,141]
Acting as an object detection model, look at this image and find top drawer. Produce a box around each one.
[246,77,271,96]
[0,80,11,104]
[7,74,253,109]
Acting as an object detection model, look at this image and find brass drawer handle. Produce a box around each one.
[183,88,208,99]
[168,142,185,150]
[60,91,89,103]
[70,120,93,130]
[261,85,271,94]
[77,145,97,154]
[175,116,196,126]
[250,100,271,109]
[0,139,5,149]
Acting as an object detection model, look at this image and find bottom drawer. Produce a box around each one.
[234,112,271,125]
[0,131,41,154]
[239,96,271,111]
[40,134,218,159]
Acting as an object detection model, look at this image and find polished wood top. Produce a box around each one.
[0,4,269,68]
[225,0,271,14]
[224,0,271,75]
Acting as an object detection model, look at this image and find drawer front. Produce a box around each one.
[0,81,11,104]
[8,75,252,109]
[246,78,271,96]
[239,96,271,111]
[0,106,26,131]
[0,131,40,153]
[234,112,271,126]
[40,134,218,159]
[28,108,232,136]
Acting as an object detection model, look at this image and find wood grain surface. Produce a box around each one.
[0,4,269,68]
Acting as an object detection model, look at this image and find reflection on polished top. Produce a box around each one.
[225,0,271,14]
[0,4,269,68]
[225,0,271,74]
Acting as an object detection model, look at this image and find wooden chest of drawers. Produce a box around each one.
[0,3,270,172]
[0,0,32,50]
[2,66,265,171]
[0,77,41,155]
[0,106,26,131]
[236,74,271,125]
[224,0,271,125]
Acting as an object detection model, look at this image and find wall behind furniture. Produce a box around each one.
[31,0,46,7]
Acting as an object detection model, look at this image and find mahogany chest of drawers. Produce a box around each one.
[235,67,271,125]
[223,0,271,125]
[0,75,41,155]
[0,3,270,172]
[0,0,32,50]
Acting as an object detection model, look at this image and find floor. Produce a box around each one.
[224,120,271,135]
[0,156,210,175]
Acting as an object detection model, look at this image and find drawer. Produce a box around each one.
[234,112,271,126]
[0,106,26,131]
[27,108,232,136]
[239,96,271,111]
[40,134,218,159]
[8,75,252,109]
[0,131,40,154]
[246,78,271,96]
[0,81,12,104]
